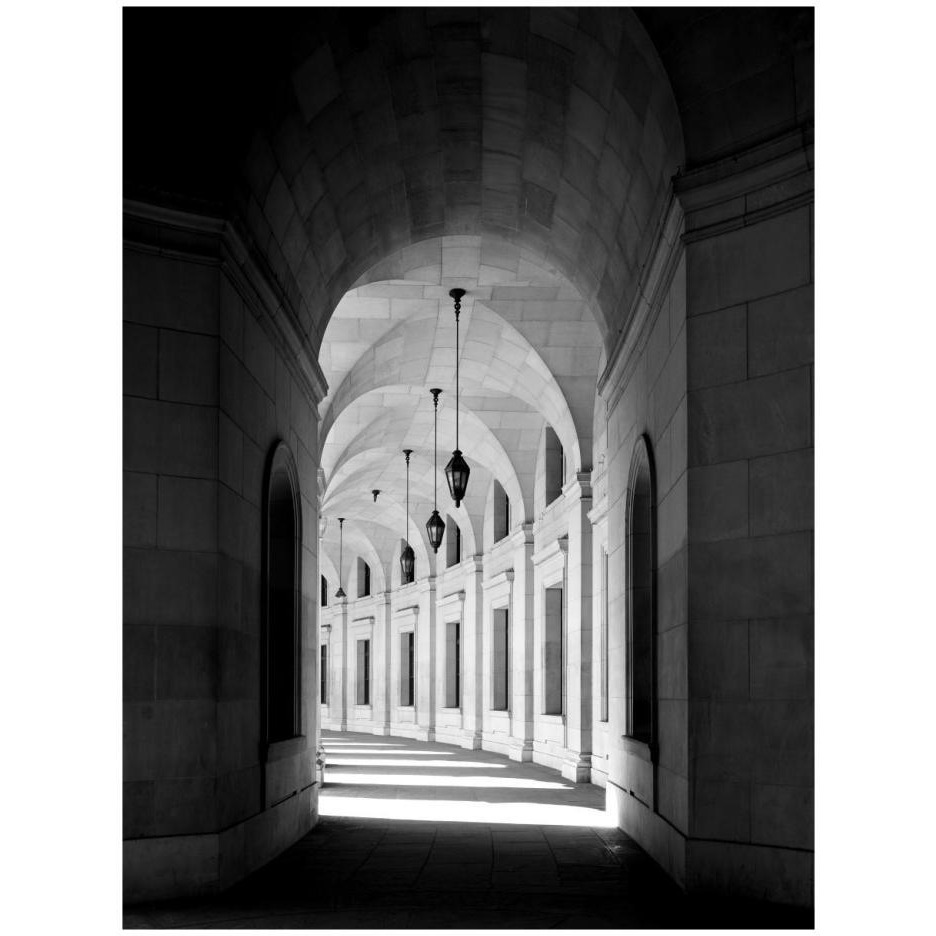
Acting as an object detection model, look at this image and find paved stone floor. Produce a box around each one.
[124,731,812,929]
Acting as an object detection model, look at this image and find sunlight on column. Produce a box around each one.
[319,795,616,827]
[326,771,569,789]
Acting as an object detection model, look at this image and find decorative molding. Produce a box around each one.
[675,125,814,217]
[562,471,593,502]
[123,198,329,408]
[532,536,568,569]
[483,568,515,590]
[439,589,466,610]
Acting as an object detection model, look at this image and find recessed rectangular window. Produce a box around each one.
[321,574,328,607]
[357,558,371,598]
[543,587,563,715]
[400,631,415,706]
[446,522,461,568]
[545,426,564,505]
[320,644,328,705]
[492,608,509,711]
[494,481,510,542]
[445,620,460,708]
[356,638,370,705]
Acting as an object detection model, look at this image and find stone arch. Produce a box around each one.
[217,7,684,353]
[625,434,656,747]
[263,440,303,743]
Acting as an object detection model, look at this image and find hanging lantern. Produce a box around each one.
[445,288,470,507]
[400,449,415,583]
[334,517,346,599]
[425,388,446,552]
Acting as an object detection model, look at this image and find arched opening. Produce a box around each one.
[264,441,302,743]
[626,435,655,746]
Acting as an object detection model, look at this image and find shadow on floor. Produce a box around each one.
[124,731,813,929]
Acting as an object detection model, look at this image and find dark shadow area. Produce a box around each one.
[124,731,813,929]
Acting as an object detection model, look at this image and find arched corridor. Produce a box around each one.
[124,732,811,929]
[122,5,816,917]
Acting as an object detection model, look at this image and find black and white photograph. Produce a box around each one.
[6,2,936,933]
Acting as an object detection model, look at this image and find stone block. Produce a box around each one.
[219,412,243,496]
[123,547,218,629]
[123,699,217,782]
[686,207,811,317]
[657,766,689,834]
[690,777,750,841]
[243,311,276,400]
[123,780,155,838]
[688,461,748,543]
[687,304,747,390]
[689,699,756,782]
[154,776,218,836]
[124,398,218,479]
[238,373,277,450]
[689,531,813,621]
[657,623,687,700]
[218,555,244,632]
[157,476,218,553]
[751,782,813,850]
[123,250,219,334]
[748,284,813,377]
[657,698,687,775]
[688,367,812,466]
[123,323,158,398]
[159,330,219,405]
[686,838,814,906]
[155,624,217,701]
[124,471,157,548]
[689,619,749,700]
[650,326,687,437]
[218,700,259,775]
[749,699,813,786]
[218,627,258,703]
[750,448,813,537]
[220,274,244,360]
[217,766,261,830]
[644,301,670,390]
[750,614,813,700]
[124,624,155,702]
[657,471,687,565]
[657,547,688,632]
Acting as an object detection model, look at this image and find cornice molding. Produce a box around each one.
[123,198,329,409]
[532,536,568,569]
[483,568,515,589]
[439,589,466,609]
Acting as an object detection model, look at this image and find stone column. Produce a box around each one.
[335,595,349,731]
[563,472,594,781]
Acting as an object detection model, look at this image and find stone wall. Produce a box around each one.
[123,208,324,902]
[680,130,814,906]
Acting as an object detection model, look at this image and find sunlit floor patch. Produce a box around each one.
[319,794,616,827]
[321,748,458,756]
[326,771,570,789]
[326,757,506,768]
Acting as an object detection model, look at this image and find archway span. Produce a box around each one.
[219,7,684,353]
